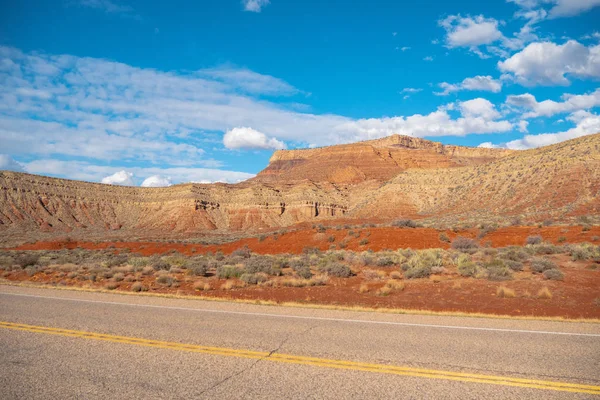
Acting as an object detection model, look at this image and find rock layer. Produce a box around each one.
[0,134,598,238]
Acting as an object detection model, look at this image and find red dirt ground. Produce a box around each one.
[11,225,600,256]
[2,255,599,320]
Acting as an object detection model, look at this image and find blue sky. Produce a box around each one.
[0,0,599,186]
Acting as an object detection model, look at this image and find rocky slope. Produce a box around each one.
[255,135,514,183]
[0,134,598,239]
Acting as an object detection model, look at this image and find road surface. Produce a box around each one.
[0,285,599,399]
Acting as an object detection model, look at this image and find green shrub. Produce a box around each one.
[570,245,591,261]
[451,237,478,251]
[187,262,208,277]
[457,254,477,277]
[232,246,252,258]
[530,257,557,273]
[526,235,542,245]
[152,259,171,271]
[244,256,281,276]
[240,272,268,285]
[16,253,39,268]
[216,265,244,279]
[483,259,513,281]
[319,262,352,278]
[376,256,395,267]
[392,219,418,228]
[504,260,524,272]
[543,269,564,280]
[498,247,530,262]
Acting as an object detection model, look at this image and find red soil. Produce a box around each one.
[11,225,600,256]
[3,254,599,319]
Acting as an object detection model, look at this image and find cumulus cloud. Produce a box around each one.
[101,170,134,186]
[223,127,286,150]
[141,175,172,187]
[25,161,254,184]
[435,75,502,96]
[458,98,502,120]
[0,154,25,172]
[440,15,504,48]
[506,88,600,118]
[498,40,600,86]
[242,0,270,12]
[0,46,517,182]
[505,111,600,149]
[508,0,600,19]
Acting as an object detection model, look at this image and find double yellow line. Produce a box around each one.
[2,321,599,395]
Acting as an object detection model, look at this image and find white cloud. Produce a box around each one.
[435,75,502,96]
[101,170,134,186]
[478,142,500,148]
[458,98,502,120]
[242,0,270,12]
[506,88,600,118]
[223,127,286,150]
[0,46,518,182]
[548,0,600,18]
[400,46,411,51]
[505,110,600,149]
[75,0,135,15]
[499,40,600,85]
[423,56,434,61]
[198,66,298,96]
[141,175,172,187]
[517,120,529,132]
[440,15,504,48]
[508,0,600,18]
[24,161,255,185]
[0,154,25,172]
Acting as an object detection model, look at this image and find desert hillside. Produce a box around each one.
[0,134,598,239]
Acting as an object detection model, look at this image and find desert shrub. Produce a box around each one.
[187,262,208,277]
[319,261,352,278]
[302,247,321,255]
[392,219,418,228]
[375,256,395,267]
[451,237,478,251]
[403,250,444,279]
[327,236,335,243]
[232,246,252,259]
[531,243,562,255]
[543,269,564,280]
[216,265,244,279]
[557,236,567,243]
[141,266,155,276]
[244,256,281,276]
[258,234,267,242]
[363,269,387,280]
[113,272,125,282]
[482,259,513,281]
[131,282,145,292]
[496,286,515,298]
[338,240,348,249]
[0,255,15,269]
[105,282,119,290]
[526,235,543,245]
[16,253,40,268]
[152,259,171,271]
[537,287,552,299]
[193,281,211,291]
[240,272,268,285]
[215,250,225,261]
[439,232,450,243]
[155,274,174,286]
[103,254,128,268]
[530,257,557,273]
[504,260,524,272]
[570,245,591,261]
[359,238,370,246]
[498,247,529,262]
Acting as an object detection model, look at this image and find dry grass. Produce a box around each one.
[390,271,402,280]
[358,283,369,293]
[363,269,387,280]
[193,281,211,291]
[496,286,516,298]
[3,280,598,323]
[452,281,462,290]
[537,287,553,299]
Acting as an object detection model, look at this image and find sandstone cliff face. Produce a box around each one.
[256,134,514,183]
[1,134,598,238]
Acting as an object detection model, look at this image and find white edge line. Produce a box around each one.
[1,292,599,337]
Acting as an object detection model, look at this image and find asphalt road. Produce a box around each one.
[0,285,599,399]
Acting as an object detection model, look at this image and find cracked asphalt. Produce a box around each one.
[0,285,599,399]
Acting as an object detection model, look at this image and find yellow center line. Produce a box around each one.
[1,321,599,395]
